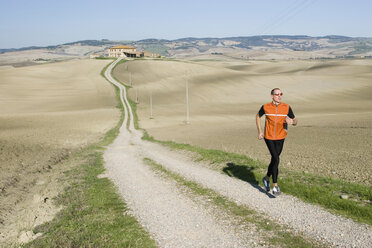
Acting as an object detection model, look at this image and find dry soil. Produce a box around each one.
[0,59,119,246]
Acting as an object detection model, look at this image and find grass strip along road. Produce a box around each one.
[142,132,372,226]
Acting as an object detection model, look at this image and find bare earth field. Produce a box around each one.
[0,59,119,245]
[114,58,372,185]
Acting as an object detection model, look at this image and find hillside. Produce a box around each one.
[1,36,372,67]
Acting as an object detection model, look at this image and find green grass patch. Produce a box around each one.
[144,158,319,248]
[142,133,372,226]
[25,150,156,248]
[127,94,139,130]
[142,131,261,167]
[24,60,156,247]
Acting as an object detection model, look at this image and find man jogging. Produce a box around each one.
[256,88,297,196]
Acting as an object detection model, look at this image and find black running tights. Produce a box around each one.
[264,138,285,184]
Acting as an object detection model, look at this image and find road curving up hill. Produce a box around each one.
[103,58,372,247]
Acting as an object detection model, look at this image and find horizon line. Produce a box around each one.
[1,34,372,50]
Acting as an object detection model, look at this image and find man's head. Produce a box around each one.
[271,88,283,105]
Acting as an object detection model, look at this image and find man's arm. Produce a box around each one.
[256,113,264,140]
[287,106,297,126]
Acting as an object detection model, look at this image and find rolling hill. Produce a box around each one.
[1,35,372,67]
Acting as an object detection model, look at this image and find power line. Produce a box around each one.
[253,0,318,35]
[266,0,318,34]
[255,0,309,34]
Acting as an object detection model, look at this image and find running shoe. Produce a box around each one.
[272,186,281,196]
[262,177,270,192]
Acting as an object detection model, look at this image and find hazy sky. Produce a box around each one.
[1,0,371,49]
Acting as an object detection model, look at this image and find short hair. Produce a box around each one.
[271,88,281,95]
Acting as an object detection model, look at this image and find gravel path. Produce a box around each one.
[104,128,252,247]
[104,59,256,247]
[103,58,372,248]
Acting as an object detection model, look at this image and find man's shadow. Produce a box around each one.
[222,162,275,198]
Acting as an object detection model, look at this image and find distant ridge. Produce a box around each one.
[0,35,367,51]
[0,39,121,54]
[2,35,372,59]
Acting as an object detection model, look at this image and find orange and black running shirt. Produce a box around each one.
[258,102,295,140]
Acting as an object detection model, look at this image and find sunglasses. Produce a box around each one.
[273,93,283,96]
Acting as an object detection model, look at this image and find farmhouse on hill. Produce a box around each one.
[108,45,160,58]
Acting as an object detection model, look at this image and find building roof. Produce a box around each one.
[110,45,135,50]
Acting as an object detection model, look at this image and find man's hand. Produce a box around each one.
[286,116,293,125]
[258,132,264,140]
[286,116,297,126]
[256,113,264,140]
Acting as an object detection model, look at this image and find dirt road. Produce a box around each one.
[104,58,372,247]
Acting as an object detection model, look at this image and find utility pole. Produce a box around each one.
[130,72,132,87]
[150,90,153,119]
[185,73,190,124]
